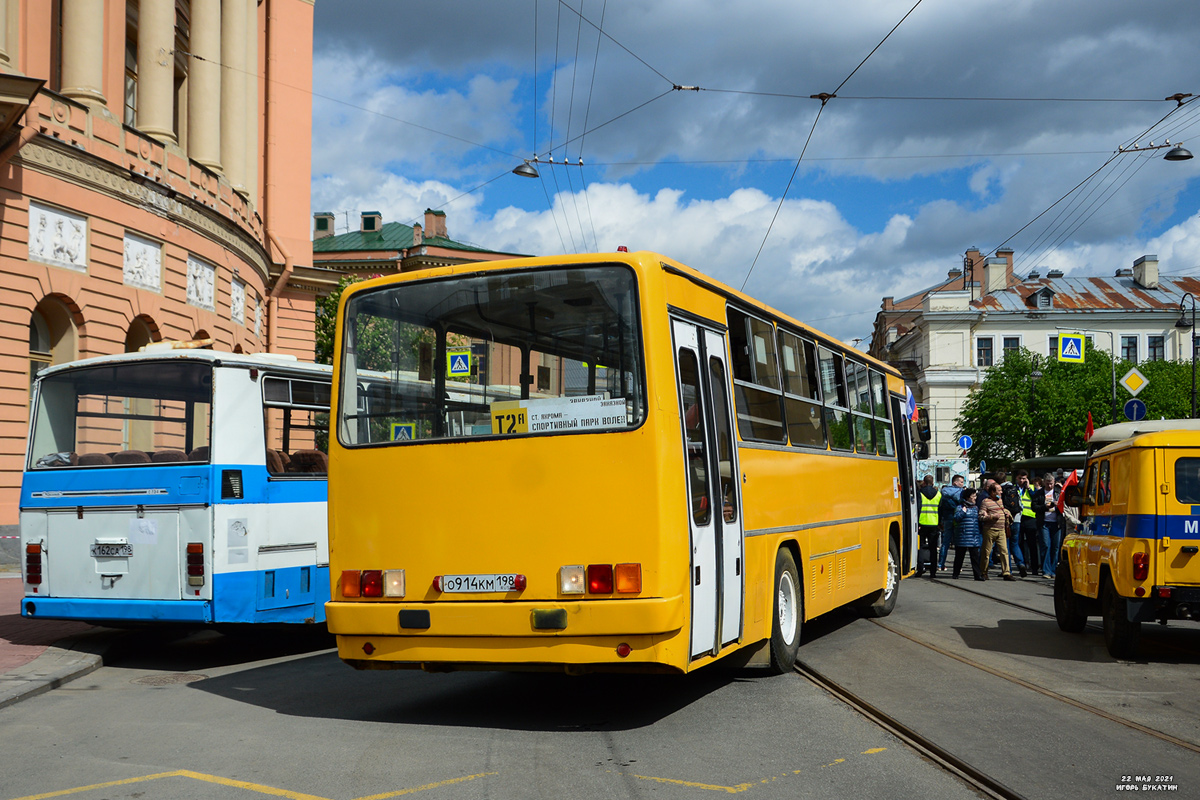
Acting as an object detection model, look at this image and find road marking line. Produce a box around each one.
[353,772,499,800]
[5,769,499,800]
[862,747,888,754]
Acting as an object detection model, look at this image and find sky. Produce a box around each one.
[309,0,1200,344]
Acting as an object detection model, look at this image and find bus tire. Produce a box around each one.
[861,537,900,619]
[1102,578,1141,659]
[1054,564,1088,633]
[769,548,802,673]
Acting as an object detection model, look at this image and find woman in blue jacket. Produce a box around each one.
[952,487,984,580]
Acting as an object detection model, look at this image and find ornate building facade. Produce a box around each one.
[0,0,316,538]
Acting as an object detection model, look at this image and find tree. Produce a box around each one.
[955,341,1195,470]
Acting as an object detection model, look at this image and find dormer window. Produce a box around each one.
[1037,292,1052,309]
[1026,287,1055,309]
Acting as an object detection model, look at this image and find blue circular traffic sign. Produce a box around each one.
[1124,398,1147,422]
[957,435,973,450]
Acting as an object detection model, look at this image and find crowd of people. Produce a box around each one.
[915,468,1080,581]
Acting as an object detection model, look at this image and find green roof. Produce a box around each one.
[312,221,518,256]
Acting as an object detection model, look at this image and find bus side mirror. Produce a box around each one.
[914,408,931,442]
[1063,485,1084,508]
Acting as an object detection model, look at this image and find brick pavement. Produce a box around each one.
[0,573,96,673]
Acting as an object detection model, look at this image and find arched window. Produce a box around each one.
[125,317,156,352]
[29,298,77,399]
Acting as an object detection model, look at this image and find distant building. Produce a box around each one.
[0,1,316,539]
[869,249,1200,460]
[310,209,528,281]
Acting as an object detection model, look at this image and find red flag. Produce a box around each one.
[1085,411,1094,442]
[1057,468,1079,514]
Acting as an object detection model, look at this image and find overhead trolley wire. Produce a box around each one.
[741,0,928,291]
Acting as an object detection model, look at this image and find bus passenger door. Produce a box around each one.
[672,319,743,658]
[890,394,917,572]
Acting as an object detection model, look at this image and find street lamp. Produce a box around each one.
[1176,293,1197,417]
[1028,357,1043,458]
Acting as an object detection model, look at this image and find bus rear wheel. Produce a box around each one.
[769,548,802,673]
[860,537,900,619]
[1102,578,1141,660]
[1053,561,1088,633]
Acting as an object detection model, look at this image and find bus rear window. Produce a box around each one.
[337,265,644,446]
[29,360,212,468]
[1175,458,1200,504]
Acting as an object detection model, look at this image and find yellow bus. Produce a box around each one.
[326,251,917,674]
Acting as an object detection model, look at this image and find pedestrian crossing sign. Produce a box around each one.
[447,350,472,377]
[1058,333,1085,363]
[390,422,416,441]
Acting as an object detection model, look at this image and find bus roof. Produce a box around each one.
[36,348,332,381]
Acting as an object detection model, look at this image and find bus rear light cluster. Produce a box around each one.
[186,543,205,586]
[1132,552,1149,582]
[25,543,43,587]
[341,569,405,598]
[559,563,641,595]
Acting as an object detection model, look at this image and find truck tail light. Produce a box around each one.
[186,542,205,586]
[25,543,42,586]
[587,564,614,594]
[361,570,383,597]
[341,570,362,598]
[1132,552,1149,582]
[615,563,642,593]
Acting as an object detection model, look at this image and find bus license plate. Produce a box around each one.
[440,574,519,593]
[91,543,133,558]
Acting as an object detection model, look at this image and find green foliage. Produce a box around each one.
[956,341,1196,469]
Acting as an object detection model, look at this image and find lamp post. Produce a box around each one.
[1176,293,1197,418]
[1027,356,1043,458]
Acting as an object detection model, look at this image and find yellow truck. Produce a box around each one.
[1056,429,1200,658]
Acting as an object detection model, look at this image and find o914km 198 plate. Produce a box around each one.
[440,573,519,592]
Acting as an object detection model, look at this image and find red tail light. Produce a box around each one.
[25,543,42,586]
[361,570,383,597]
[1132,552,1149,582]
[186,542,205,585]
[587,564,614,594]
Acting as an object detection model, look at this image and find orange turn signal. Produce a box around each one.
[340,570,362,598]
[614,563,641,593]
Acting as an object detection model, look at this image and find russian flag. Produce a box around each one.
[905,387,918,421]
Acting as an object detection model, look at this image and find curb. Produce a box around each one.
[0,632,108,710]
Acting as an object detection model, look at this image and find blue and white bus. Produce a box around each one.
[19,346,331,628]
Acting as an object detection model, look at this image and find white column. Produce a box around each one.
[136,0,177,143]
[0,0,10,67]
[59,0,107,105]
[187,0,221,170]
[243,0,259,202]
[220,0,248,193]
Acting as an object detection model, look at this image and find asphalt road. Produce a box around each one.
[4,575,1199,800]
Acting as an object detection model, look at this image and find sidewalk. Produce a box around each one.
[0,572,107,709]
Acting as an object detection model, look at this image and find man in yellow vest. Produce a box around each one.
[1016,470,1040,577]
[916,475,941,577]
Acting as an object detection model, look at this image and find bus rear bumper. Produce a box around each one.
[326,597,686,671]
[20,597,213,624]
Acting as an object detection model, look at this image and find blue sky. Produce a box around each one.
[310,0,1200,342]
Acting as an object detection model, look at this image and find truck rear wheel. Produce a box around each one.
[1053,562,1088,633]
[1102,578,1141,659]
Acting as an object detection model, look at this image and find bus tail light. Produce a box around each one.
[25,543,42,586]
[1132,552,1149,582]
[587,564,614,594]
[383,570,406,598]
[361,570,383,597]
[186,542,205,586]
[615,563,641,593]
[341,570,362,598]
[559,566,585,594]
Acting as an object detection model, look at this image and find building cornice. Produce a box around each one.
[15,136,271,283]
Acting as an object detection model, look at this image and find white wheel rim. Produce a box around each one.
[778,570,798,645]
[883,549,897,599]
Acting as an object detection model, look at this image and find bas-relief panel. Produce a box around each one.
[254,303,262,339]
[186,255,216,312]
[123,232,162,292]
[231,280,245,325]
[28,202,88,271]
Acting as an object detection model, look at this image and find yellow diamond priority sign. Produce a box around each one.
[1119,367,1149,397]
